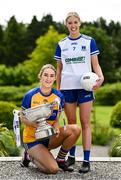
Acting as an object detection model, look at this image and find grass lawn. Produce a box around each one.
[92,106,113,126]
[59,105,121,145]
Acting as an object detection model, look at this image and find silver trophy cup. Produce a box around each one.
[22,103,57,140]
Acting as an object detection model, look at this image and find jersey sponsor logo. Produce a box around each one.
[71,42,77,45]
[43,99,49,104]
[62,48,68,52]
[83,76,90,79]
[65,56,85,64]
[84,94,91,98]
[32,101,41,105]
[81,46,86,51]
[32,99,49,105]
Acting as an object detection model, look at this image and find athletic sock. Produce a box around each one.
[56,147,69,161]
[84,150,90,162]
[69,145,76,157]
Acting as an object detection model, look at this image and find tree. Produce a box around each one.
[92,18,121,71]
[4,16,27,66]
[40,14,55,35]
[25,16,42,54]
[113,28,121,68]
[0,25,5,64]
[25,14,59,59]
[81,25,118,83]
[23,26,65,82]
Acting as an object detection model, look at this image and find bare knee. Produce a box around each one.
[68,119,76,124]
[81,121,90,130]
[48,165,59,174]
[71,124,81,137]
[31,155,59,174]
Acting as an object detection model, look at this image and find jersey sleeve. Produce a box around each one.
[22,93,31,109]
[54,44,61,60]
[59,92,65,112]
[90,38,100,55]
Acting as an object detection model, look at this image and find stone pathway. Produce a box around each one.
[51,145,109,158]
[0,161,121,180]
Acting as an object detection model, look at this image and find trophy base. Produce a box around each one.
[35,127,56,140]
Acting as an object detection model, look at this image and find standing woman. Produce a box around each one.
[54,12,104,173]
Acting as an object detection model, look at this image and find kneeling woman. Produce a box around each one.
[20,64,81,174]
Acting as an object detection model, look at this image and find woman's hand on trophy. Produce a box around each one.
[55,127,60,137]
[31,121,40,128]
[20,110,39,128]
[53,121,60,137]
[24,121,39,128]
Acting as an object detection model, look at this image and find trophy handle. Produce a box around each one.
[13,109,21,147]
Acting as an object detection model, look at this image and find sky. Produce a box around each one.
[0,0,121,26]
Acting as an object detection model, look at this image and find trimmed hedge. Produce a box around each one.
[95,83,121,105]
[0,82,121,107]
[0,64,34,86]
[0,84,37,106]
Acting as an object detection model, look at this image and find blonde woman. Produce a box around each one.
[54,12,104,173]
[20,64,81,174]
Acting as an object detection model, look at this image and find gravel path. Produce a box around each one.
[1,146,119,180]
[0,161,121,180]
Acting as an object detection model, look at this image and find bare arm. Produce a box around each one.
[52,112,61,136]
[56,60,63,90]
[91,55,104,90]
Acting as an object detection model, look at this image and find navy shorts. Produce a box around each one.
[23,139,49,150]
[61,89,94,104]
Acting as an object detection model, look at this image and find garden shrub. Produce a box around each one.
[95,83,121,106]
[0,84,37,106]
[110,101,121,128]
[92,124,115,145]
[109,134,121,157]
[0,124,20,156]
[0,64,34,86]
[0,101,17,130]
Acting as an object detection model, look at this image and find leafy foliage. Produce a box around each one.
[0,15,120,85]
[81,25,118,83]
[4,16,27,66]
[0,124,20,156]
[92,124,115,145]
[0,101,17,129]
[91,105,115,145]
[22,26,65,82]
[0,26,65,86]
[95,83,121,105]
[109,134,121,157]
[110,101,121,128]
[0,84,37,106]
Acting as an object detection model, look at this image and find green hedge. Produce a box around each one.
[95,83,121,105]
[0,82,121,107]
[0,64,35,86]
[0,84,37,106]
